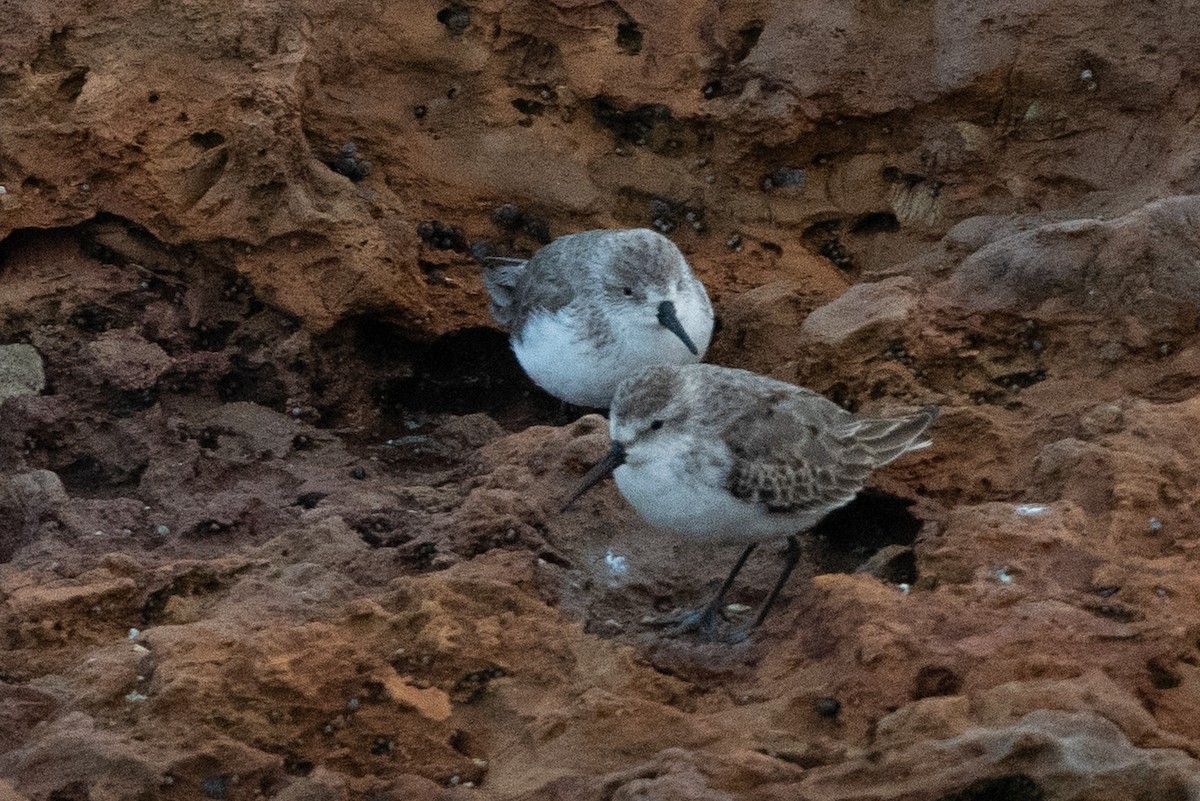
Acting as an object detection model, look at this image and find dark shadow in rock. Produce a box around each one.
[808,488,922,575]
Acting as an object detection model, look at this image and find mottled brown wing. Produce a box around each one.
[723,392,877,514]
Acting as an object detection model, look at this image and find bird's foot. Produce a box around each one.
[650,603,751,642]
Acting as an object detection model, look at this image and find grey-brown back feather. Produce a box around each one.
[722,385,936,514]
[839,405,939,466]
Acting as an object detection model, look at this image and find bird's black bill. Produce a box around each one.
[657,300,699,355]
[560,440,626,512]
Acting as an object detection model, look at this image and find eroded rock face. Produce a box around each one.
[6,1,1200,799]
[6,0,1200,335]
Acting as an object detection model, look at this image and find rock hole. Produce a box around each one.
[417,220,467,251]
[591,97,688,154]
[369,326,557,422]
[537,550,573,570]
[47,782,90,801]
[1147,656,1182,690]
[189,130,226,150]
[147,92,159,103]
[347,510,413,549]
[294,492,325,510]
[850,211,899,235]
[448,729,474,753]
[616,20,643,55]
[808,488,921,574]
[56,67,88,102]
[1088,600,1142,623]
[282,754,314,776]
[452,669,508,704]
[819,238,854,270]
[912,665,962,699]
[68,301,123,332]
[58,454,146,494]
[991,369,1046,390]
[436,4,471,34]
[141,573,225,624]
[938,775,1045,801]
[217,354,288,408]
[511,98,545,116]
[732,21,764,62]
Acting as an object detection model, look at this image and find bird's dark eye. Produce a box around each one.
[622,286,633,296]
[649,419,664,431]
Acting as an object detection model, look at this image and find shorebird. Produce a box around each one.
[563,363,937,635]
[483,229,713,408]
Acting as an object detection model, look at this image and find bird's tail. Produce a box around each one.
[482,257,527,326]
[852,405,939,466]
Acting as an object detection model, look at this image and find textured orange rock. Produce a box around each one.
[7,0,1200,798]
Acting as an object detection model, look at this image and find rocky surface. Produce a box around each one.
[5,1,1200,799]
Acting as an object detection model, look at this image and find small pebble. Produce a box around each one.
[128,628,140,639]
[155,525,171,536]
[1149,517,1163,533]
[0,185,7,194]
[815,697,841,718]
[346,698,360,712]
[125,691,148,702]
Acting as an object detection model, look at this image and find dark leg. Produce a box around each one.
[753,536,803,628]
[667,544,757,636]
[704,543,757,619]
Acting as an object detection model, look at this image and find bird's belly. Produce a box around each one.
[514,307,705,407]
[613,460,800,543]
[513,310,615,407]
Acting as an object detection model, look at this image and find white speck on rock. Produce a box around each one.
[1015,504,1047,516]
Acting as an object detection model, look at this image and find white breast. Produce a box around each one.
[513,290,712,408]
[612,434,811,544]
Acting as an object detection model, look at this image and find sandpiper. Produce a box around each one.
[484,229,713,408]
[563,363,937,635]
